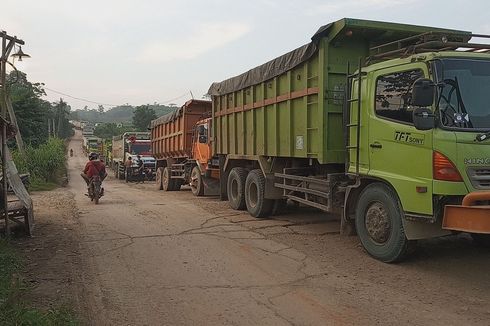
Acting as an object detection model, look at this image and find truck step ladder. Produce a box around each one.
[344,59,363,176]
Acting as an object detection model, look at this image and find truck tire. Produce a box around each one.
[227,167,247,210]
[172,179,183,191]
[162,167,174,191]
[190,166,204,196]
[471,233,490,248]
[245,169,273,218]
[155,167,164,190]
[355,183,414,263]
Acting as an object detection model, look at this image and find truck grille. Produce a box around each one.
[467,167,490,189]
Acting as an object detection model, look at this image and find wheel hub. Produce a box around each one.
[365,202,391,244]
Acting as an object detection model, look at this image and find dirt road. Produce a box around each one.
[35,130,490,325]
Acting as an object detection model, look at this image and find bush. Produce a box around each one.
[12,137,66,185]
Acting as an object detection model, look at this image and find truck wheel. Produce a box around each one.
[355,183,413,263]
[162,167,174,191]
[227,167,247,210]
[190,166,204,196]
[172,179,183,191]
[155,167,164,190]
[471,233,490,248]
[245,169,273,218]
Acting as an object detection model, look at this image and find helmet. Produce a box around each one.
[89,152,99,161]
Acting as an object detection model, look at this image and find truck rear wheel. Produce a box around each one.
[190,166,204,196]
[162,167,174,191]
[245,169,273,218]
[155,167,164,190]
[355,183,413,263]
[227,167,247,210]
[172,179,182,191]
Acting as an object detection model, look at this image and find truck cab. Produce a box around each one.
[349,50,490,260]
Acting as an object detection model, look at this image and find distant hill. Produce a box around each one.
[70,104,176,123]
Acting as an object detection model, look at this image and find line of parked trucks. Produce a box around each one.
[90,18,490,262]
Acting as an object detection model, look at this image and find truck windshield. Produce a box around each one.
[435,58,490,130]
[130,143,151,155]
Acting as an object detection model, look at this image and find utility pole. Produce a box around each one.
[0,31,25,235]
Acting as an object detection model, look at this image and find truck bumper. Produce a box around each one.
[443,191,490,234]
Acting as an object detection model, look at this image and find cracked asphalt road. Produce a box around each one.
[67,130,490,325]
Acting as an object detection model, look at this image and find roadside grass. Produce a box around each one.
[0,239,79,325]
[28,179,59,192]
[12,137,69,192]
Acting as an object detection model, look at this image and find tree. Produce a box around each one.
[52,98,74,139]
[7,71,51,146]
[132,105,156,131]
[94,123,134,139]
[98,105,105,114]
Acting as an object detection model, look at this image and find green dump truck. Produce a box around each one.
[208,18,490,262]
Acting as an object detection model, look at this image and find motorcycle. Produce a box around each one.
[88,175,103,204]
[70,149,74,157]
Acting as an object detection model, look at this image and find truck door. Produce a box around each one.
[367,64,433,216]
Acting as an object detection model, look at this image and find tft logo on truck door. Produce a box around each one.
[394,131,425,145]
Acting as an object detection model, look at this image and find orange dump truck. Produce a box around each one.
[150,100,219,196]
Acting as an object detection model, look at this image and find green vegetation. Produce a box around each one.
[132,105,157,131]
[8,71,73,146]
[71,103,175,124]
[0,240,78,325]
[93,122,134,139]
[12,138,67,191]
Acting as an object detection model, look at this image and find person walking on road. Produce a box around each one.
[125,156,133,180]
[136,155,144,183]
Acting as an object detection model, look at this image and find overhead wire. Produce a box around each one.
[43,87,193,108]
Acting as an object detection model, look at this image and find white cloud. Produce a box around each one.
[137,22,251,63]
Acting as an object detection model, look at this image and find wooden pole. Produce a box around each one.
[6,94,25,155]
[1,33,9,235]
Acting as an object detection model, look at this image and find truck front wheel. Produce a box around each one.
[245,169,273,218]
[190,166,204,196]
[355,183,413,263]
[227,167,247,210]
[155,167,164,190]
[162,167,174,191]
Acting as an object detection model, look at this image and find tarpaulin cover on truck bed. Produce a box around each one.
[150,99,211,128]
[150,107,181,129]
[207,23,333,96]
[207,17,472,96]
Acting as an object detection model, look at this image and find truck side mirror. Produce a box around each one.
[413,107,435,130]
[412,78,435,107]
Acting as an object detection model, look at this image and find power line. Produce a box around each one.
[156,91,191,105]
[43,87,193,108]
[43,87,120,107]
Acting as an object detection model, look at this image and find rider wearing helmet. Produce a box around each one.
[81,152,107,194]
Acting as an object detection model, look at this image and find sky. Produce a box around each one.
[1,0,489,110]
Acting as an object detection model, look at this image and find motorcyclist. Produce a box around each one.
[70,148,74,157]
[81,152,107,195]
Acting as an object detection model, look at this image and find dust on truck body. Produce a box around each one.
[208,18,490,262]
[151,100,219,196]
[111,132,154,180]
